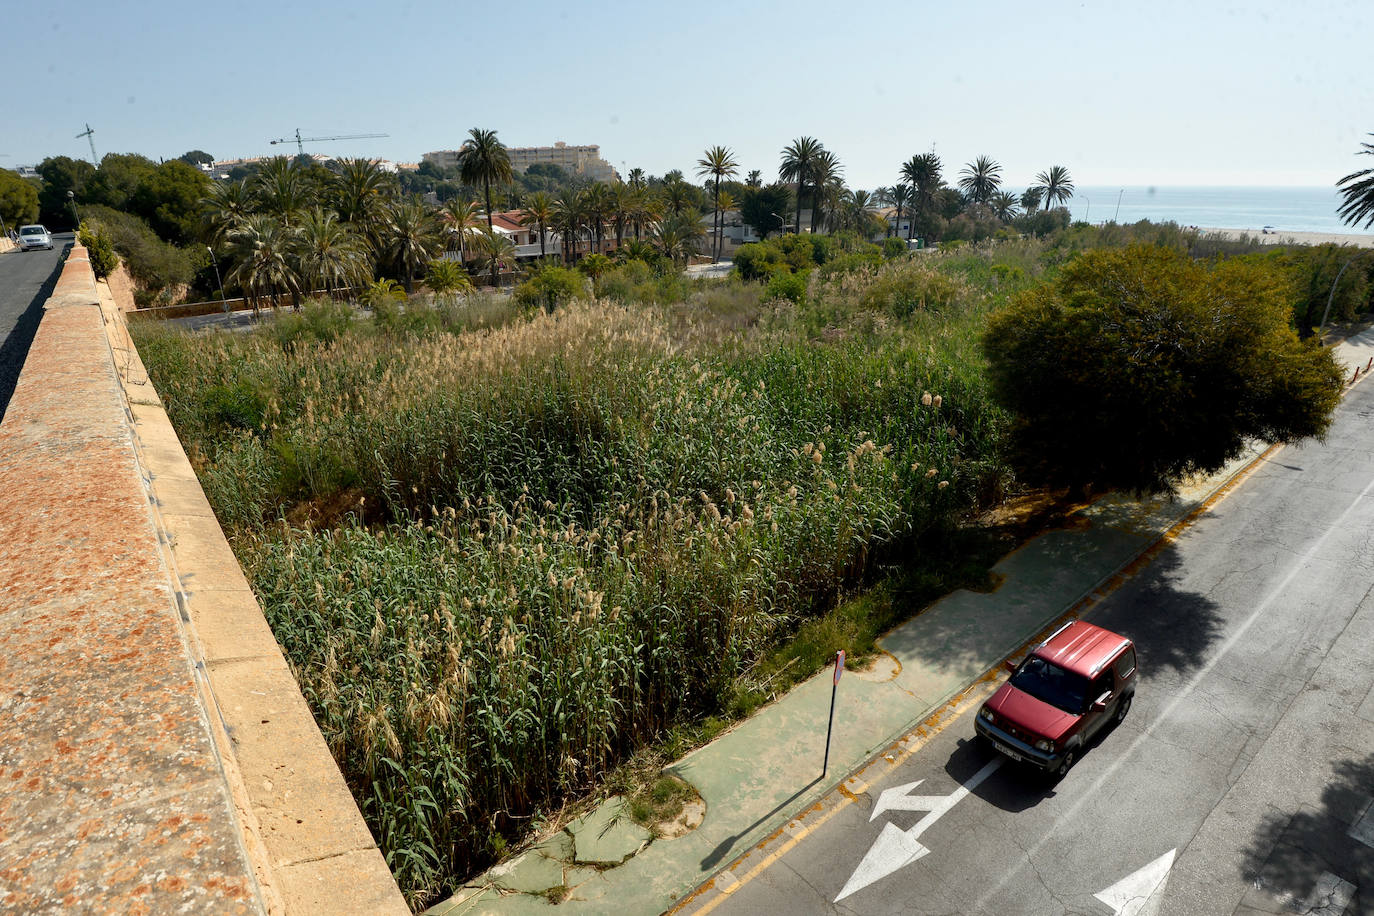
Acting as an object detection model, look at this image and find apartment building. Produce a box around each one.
[423,141,619,183]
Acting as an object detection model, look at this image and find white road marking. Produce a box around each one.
[1093,849,1175,916]
[835,758,1002,902]
[868,780,962,822]
[972,473,1374,914]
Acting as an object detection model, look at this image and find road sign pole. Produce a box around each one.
[822,649,844,778]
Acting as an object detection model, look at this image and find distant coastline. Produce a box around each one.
[1071,186,1367,236]
[1196,226,1374,249]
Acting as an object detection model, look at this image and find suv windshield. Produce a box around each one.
[1010,657,1090,714]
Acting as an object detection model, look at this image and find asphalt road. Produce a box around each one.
[0,234,72,421]
[699,381,1374,915]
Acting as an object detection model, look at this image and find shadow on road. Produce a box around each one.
[1098,546,1226,677]
[0,241,70,423]
[698,775,823,870]
[1238,754,1373,912]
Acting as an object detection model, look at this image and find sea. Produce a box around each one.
[1068,186,1371,236]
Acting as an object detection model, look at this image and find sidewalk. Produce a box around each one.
[426,330,1374,916]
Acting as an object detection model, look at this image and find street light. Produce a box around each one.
[1081,195,1091,224]
[206,246,228,317]
[66,190,80,229]
[1113,189,1124,223]
[770,212,789,239]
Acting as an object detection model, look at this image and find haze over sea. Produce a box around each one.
[1070,187,1370,236]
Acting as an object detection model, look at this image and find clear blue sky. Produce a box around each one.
[5,0,1370,190]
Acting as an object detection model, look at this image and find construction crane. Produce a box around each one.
[269,128,388,159]
[76,123,98,166]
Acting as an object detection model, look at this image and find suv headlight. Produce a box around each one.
[1034,738,1054,753]
[979,707,995,723]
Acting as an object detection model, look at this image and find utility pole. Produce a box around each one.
[76,124,98,166]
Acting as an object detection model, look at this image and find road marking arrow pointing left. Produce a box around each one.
[836,758,1002,902]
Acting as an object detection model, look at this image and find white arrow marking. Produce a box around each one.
[836,758,1002,902]
[1093,849,1176,916]
[869,780,958,821]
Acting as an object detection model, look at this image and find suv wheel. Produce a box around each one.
[1054,750,1076,779]
[1114,694,1132,724]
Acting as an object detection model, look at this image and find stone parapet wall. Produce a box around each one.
[0,247,407,914]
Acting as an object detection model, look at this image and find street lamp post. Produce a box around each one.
[1081,195,1091,224]
[66,190,80,229]
[206,246,228,317]
[1113,189,1124,223]
[770,212,789,239]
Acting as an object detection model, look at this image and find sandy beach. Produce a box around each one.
[1198,226,1374,248]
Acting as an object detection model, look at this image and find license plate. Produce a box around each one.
[993,741,1022,762]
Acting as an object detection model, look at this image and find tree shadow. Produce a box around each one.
[1091,544,1226,677]
[0,240,70,423]
[1238,754,1374,913]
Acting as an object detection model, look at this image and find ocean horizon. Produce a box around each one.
[1067,186,1372,236]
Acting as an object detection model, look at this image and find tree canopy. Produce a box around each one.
[983,244,1345,495]
[0,169,40,230]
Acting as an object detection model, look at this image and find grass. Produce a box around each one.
[132,246,1033,909]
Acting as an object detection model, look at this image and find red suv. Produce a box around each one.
[975,620,1136,778]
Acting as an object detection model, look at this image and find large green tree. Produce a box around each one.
[901,153,943,240]
[0,169,40,232]
[457,128,513,233]
[983,244,1344,495]
[130,160,211,245]
[36,156,96,227]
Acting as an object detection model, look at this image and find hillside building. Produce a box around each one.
[423,141,619,183]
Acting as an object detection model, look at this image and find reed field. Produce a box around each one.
[133,250,1028,907]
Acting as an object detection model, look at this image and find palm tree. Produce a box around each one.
[388,196,441,294]
[958,155,1002,204]
[1338,135,1374,228]
[226,214,302,314]
[202,179,254,247]
[519,191,554,260]
[254,157,309,227]
[884,184,912,238]
[1030,165,1074,211]
[696,145,740,262]
[438,198,481,264]
[471,227,516,288]
[989,191,1021,222]
[552,189,585,262]
[745,169,762,188]
[296,207,371,297]
[626,167,646,190]
[779,136,824,234]
[1020,188,1045,213]
[661,176,694,217]
[424,258,474,305]
[653,212,705,267]
[607,183,631,250]
[581,183,614,256]
[331,158,393,226]
[457,128,513,232]
[809,150,843,234]
[901,153,943,240]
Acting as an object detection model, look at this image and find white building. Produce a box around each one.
[424,141,619,183]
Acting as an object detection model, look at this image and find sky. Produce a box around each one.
[4,0,1372,191]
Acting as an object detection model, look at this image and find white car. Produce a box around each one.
[18,225,53,251]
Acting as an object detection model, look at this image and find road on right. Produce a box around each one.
[688,377,1374,916]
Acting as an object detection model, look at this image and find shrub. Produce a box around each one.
[766,269,808,304]
[860,261,965,317]
[882,237,909,259]
[733,241,788,281]
[79,221,119,278]
[514,264,587,314]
